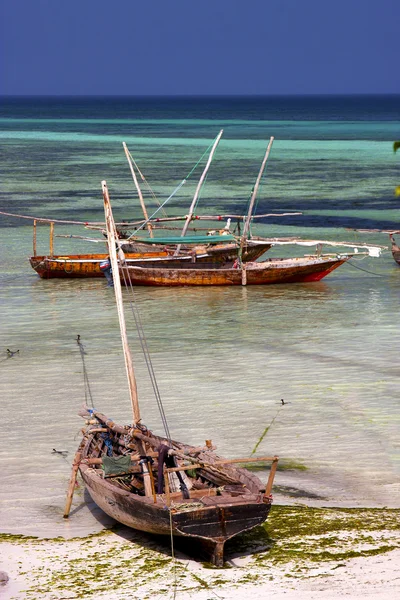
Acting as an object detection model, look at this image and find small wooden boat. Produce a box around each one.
[64,181,278,566]
[119,254,351,286]
[29,240,272,279]
[75,409,277,566]
[389,234,400,265]
[29,251,168,279]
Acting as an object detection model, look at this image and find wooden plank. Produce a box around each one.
[49,222,54,257]
[264,456,279,498]
[241,137,274,242]
[102,181,141,425]
[33,220,37,257]
[63,451,81,518]
[123,142,153,238]
[165,455,278,474]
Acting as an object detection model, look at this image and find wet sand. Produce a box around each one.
[1,504,399,599]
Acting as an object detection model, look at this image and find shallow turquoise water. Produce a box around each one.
[0,96,399,537]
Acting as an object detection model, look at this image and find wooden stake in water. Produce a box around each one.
[63,451,81,518]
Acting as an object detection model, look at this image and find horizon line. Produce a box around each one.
[1,93,400,99]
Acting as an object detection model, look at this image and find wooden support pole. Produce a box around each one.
[137,444,154,499]
[165,455,278,474]
[164,467,171,506]
[33,220,37,257]
[123,142,153,238]
[175,129,224,255]
[148,465,157,503]
[49,222,54,257]
[63,451,82,518]
[83,450,158,464]
[102,181,141,425]
[241,136,274,243]
[264,456,279,499]
[241,266,247,286]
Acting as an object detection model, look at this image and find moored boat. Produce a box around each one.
[29,240,272,279]
[120,254,352,286]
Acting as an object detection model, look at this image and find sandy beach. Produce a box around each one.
[1,504,399,600]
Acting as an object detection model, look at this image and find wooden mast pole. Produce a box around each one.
[63,451,82,518]
[49,222,54,257]
[174,129,224,255]
[102,180,141,425]
[241,136,274,243]
[33,220,37,257]
[122,142,153,238]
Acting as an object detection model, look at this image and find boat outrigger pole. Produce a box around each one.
[123,142,154,238]
[102,180,141,425]
[241,136,274,243]
[175,129,224,255]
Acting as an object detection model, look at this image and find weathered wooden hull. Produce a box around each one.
[121,255,351,286]
[29,252,168,279]
[122,240,272,263]
[30,242,272,279]
[389,234,400,265]
[80,465,270,540]
[78,412,273,565]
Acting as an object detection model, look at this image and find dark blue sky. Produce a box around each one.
[1,0,398,96]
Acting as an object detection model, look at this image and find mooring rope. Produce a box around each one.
[169,509,178,600]
[346,258,387,277]
[76,334,95,408]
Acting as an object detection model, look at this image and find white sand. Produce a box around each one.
[1,529,399,600]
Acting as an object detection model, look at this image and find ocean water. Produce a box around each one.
[0,96,399,538]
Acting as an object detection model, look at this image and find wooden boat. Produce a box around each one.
[119,254,352,286]
[75,409,277,565]
[63,181,279,566]
[29,240,272,279]
[389,234,400,265]
[29,251,168,279]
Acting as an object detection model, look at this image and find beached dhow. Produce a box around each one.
[64,181,279,566]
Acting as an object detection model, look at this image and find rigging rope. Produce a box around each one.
[128,133,222,240]
[126,148,169,219]
[128,180,187,238]
[76,335,95,408]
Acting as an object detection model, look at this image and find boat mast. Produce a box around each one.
[175,129,224,255]
[241,136,274,243]
[123,142,154,238]
[102,180,141,424]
